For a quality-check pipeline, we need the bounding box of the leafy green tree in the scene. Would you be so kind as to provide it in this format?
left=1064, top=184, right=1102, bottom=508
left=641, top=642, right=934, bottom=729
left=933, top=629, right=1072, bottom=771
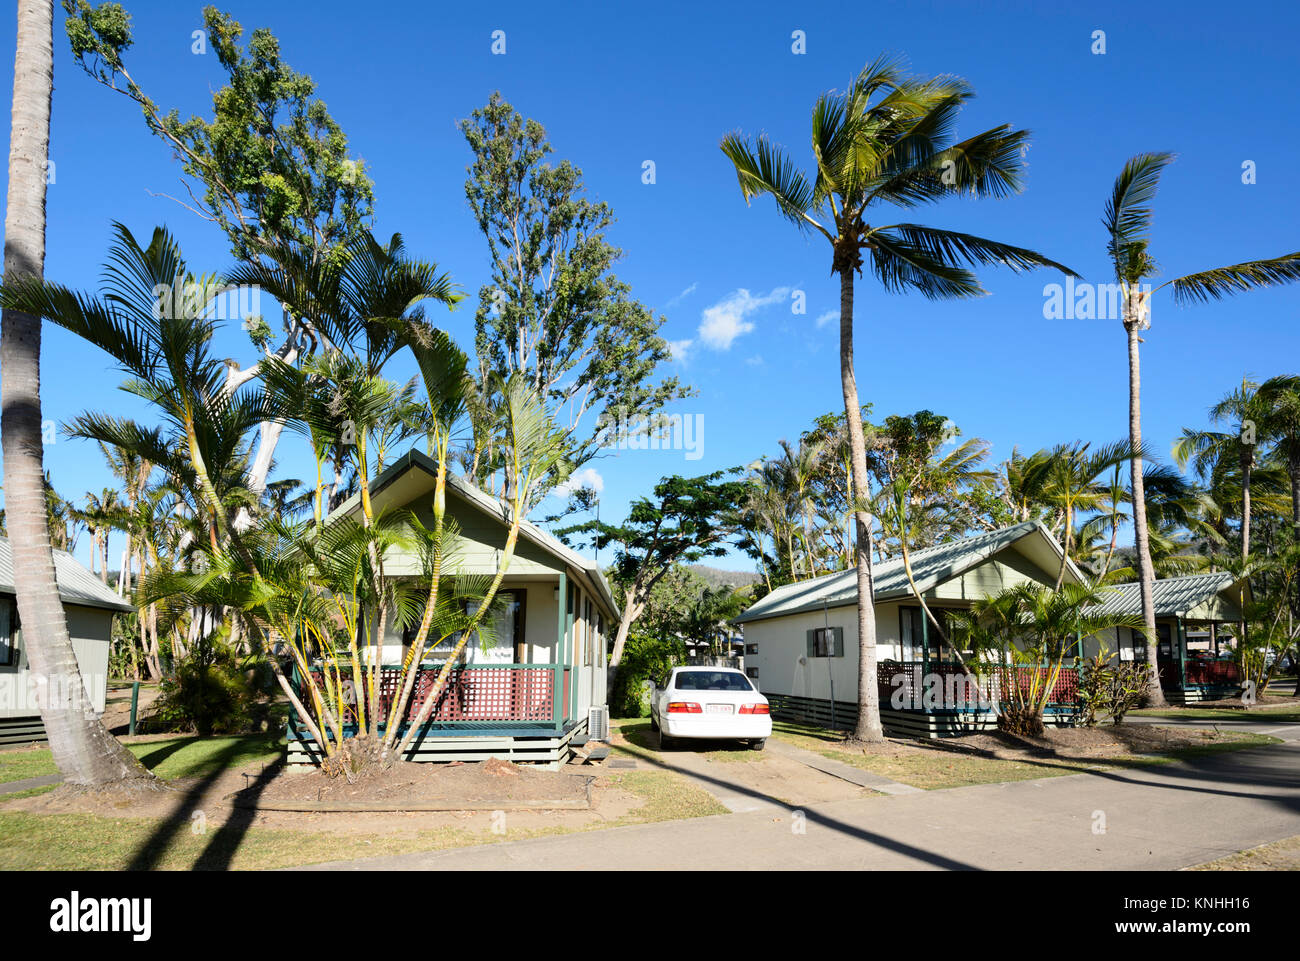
left=459, top=94, right=692, bottom=496
left=566, top=471, right=749, bottom=669
left=62, top=1, right=377, bottom=502
left=722, top=55, right=1074, bottom=743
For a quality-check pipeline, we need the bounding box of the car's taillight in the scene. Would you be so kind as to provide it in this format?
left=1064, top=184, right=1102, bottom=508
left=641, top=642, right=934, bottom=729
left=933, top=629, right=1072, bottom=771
left=739, top=703, right=770, bottom=714
left=667, top=701, right=702, bottom=714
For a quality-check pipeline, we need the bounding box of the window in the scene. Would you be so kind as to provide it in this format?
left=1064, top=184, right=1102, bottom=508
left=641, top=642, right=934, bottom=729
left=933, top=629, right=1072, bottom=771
left=806, top=627, right=843, bottom=658
left=746, top=666, right=759, bottom=679
left=583, top=599, right=593, bottom=666
left=674, top=670, right=754, bottom=692
left=899, top=606, right=961, bottom=663
left=450, top=590, right=527, bottom=664
left=746, top=643, right=758, bottom=655
left=0, top=599, right=17, bottom=667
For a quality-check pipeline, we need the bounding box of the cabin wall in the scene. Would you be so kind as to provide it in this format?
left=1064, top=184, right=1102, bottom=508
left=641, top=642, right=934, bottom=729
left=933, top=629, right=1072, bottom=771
left=0, top=600, right=113, bottom=724
left=745, top=554, right=1057, bottom=705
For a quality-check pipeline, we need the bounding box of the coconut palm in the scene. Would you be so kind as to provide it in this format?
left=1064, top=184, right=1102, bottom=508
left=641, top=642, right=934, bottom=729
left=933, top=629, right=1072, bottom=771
left=1102, top=153, right=1300, bottom=707
left=722, top=55, right=1075, bottom=742
left=0, top=0, right=150, bottom=786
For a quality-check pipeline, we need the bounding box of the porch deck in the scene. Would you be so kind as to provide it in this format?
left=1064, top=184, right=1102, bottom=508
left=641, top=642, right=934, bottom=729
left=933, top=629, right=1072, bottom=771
left=766, top=660, right=1082, bottom=739
left=285, top=662, right=586, bottom=767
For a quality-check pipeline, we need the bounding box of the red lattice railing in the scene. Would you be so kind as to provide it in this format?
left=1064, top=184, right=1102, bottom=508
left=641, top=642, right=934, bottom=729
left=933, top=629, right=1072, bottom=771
left=1183, top=659, right=1241, bottom=687
left=299, top=665, right=555, bottom=727
left=879, top=661, right=1079, bottom=710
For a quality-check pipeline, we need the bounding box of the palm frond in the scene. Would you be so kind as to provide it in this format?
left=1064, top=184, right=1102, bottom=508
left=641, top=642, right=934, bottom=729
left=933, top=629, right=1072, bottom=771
left=1170, top=253, right=1300, bottom=305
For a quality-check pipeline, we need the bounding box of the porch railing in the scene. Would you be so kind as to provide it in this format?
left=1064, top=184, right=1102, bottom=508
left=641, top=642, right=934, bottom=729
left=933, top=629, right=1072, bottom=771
left=291, top=663, right=563, bottom=732
left=1182, top=659, right=1241, bottom=688
left=878, top=660, right=1080, bottom=712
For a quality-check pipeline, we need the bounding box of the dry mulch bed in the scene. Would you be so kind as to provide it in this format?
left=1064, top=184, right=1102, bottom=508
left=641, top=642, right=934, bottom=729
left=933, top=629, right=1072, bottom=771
left=244, top=757, right=592, bottom=810
left=3, top=757, right=632, bottom=835
left=925, top=725, right=1251, bottom=761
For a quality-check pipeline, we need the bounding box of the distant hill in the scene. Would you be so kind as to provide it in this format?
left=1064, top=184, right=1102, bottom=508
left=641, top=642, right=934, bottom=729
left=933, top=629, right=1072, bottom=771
left=689, top=564, right=761, bottom=591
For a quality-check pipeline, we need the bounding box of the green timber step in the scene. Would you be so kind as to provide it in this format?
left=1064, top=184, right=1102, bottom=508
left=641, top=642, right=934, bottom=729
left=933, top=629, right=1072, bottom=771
left=0, top=716, right=49, bottom=746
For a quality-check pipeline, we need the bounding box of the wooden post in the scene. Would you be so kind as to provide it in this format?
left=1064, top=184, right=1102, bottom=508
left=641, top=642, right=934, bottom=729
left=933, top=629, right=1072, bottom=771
left=128, top=680, right=139, bottom=736
left=554, top=572, right=566, bottom=727
left=920, top=606, right=930, bottom=714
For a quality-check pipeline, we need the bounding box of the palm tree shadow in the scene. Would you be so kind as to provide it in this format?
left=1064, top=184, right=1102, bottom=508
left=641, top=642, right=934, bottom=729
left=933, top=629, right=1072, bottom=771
left=614, top=724, right=981, bottom=870
left=126, top=738, right=248, bottom=871
left=192, top=756, right=287, bottom=871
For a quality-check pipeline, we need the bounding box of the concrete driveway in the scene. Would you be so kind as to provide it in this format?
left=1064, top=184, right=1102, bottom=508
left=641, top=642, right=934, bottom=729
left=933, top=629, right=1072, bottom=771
left=302, top=719, right=1300, bottom=871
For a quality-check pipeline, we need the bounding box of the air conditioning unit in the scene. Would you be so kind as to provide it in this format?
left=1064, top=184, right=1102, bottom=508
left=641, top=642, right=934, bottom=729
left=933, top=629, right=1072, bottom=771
left=587, top=706, right=609, bottom=742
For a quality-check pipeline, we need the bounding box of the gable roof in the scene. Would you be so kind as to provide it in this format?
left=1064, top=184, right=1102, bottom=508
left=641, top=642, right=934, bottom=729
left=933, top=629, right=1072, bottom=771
left=0, top=537, right=135, bottom=613
left=1088, top=572, right=1247, bottom=621
left=733, top=521, right=1080, bottom=624
left=329, top=449, right=619, bottom=617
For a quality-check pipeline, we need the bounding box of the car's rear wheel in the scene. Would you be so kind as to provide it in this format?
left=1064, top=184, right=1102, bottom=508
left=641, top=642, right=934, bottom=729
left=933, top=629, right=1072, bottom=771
left=649, top=713, right=659, bottom=732
left=658, top=727, right=673, bottom=751
left=749, top=738, right=766, bottom=751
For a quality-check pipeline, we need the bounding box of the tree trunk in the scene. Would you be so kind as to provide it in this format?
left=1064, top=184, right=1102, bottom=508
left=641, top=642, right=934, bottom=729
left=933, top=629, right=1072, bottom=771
left=608, top=599, right=642, bottom=668
left=1241, top=457, right=1252, bottom=560
left=838, top=266, right=884, bottom=743
left=1125, top=322, right=1166, bottom=708
left=1, top=0, right=151, bottom=786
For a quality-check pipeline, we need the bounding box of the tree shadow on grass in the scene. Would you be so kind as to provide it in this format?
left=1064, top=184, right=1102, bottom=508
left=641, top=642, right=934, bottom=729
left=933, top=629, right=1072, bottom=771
left=133, top=736, right=199, bottom=773
left=126, top=738, right=250, bottom=871
left=192, top=756, right=286, bottom=871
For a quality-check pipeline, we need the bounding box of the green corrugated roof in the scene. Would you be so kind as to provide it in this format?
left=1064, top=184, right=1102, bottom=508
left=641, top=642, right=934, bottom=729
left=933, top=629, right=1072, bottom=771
left=0, top=537, right=134, bottom=613
left=1087, top=572, right=1243, bottom=620
left=734, top=521, right=1074, bottom=624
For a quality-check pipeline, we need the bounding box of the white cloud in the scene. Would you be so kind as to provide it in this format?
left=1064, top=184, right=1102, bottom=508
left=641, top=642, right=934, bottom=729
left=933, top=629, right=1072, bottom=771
left=667, top=282, right=698, bottom=308
left=667, top=338, right=693, bottom=363
left=744, top=355, right=765, bottom=367
left=697, top=286, right=789, bottom=351
left=555, top=466, right=604, bottom=498
left=814, top=309, right=838, bottom=329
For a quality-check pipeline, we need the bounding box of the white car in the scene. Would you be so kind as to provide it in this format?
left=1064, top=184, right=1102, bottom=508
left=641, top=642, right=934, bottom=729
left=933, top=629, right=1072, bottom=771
left=650, top=667, right=771, bottom=751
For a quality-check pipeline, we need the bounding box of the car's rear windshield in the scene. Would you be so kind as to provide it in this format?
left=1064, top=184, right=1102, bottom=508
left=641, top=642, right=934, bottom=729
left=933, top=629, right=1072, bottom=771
left=674, top=671, right=753, bottom=691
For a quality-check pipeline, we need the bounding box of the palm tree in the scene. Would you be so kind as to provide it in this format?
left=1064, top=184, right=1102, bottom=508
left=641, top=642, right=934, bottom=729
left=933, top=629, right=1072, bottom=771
left=1102, top=153, right=1300, bottom=708
left=1256, top=374, right=1300, bottom=531
left=1173, top=378, right=1272, bottom=560
left=4, top=224, right=279, bottom=549
left=954, top=581, right=1148, bottom=737
left=1037, top=440, right=1142, bottom=588
left=875, top=413, right=991, bottom=659
left=0, top=0, right=150, bottom=786
left=722, top=55, right=1074, bottom=742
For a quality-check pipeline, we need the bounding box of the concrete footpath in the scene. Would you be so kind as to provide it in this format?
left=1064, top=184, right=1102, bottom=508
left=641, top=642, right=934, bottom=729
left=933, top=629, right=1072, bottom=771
left=303, top=731, right=1300, bottom=872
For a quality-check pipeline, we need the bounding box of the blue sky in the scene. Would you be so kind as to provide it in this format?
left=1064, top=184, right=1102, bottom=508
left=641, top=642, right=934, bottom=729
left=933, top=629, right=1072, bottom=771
left=3, top=0, right=1298, bottom=571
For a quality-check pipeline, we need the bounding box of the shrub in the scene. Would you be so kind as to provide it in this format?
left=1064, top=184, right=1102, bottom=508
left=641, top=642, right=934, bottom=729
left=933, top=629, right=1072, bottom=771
left=1078, top=654, right=1152, bottom=727
left=609, top=632, right=684, bottom=717
left=142, top=648, right=282, bottom=736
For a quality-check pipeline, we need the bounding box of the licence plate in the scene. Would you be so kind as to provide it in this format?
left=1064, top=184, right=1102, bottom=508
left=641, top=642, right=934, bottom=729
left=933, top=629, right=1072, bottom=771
left=706, top=704, right=734, bottom=715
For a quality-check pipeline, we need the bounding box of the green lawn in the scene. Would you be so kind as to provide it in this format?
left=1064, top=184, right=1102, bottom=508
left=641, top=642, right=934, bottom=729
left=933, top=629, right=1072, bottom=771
left=0, top=735, right=282, bottom=785
left=768, top=719, right=1280, bottom=790
left=1130, top=702, right=1300, bottom=723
